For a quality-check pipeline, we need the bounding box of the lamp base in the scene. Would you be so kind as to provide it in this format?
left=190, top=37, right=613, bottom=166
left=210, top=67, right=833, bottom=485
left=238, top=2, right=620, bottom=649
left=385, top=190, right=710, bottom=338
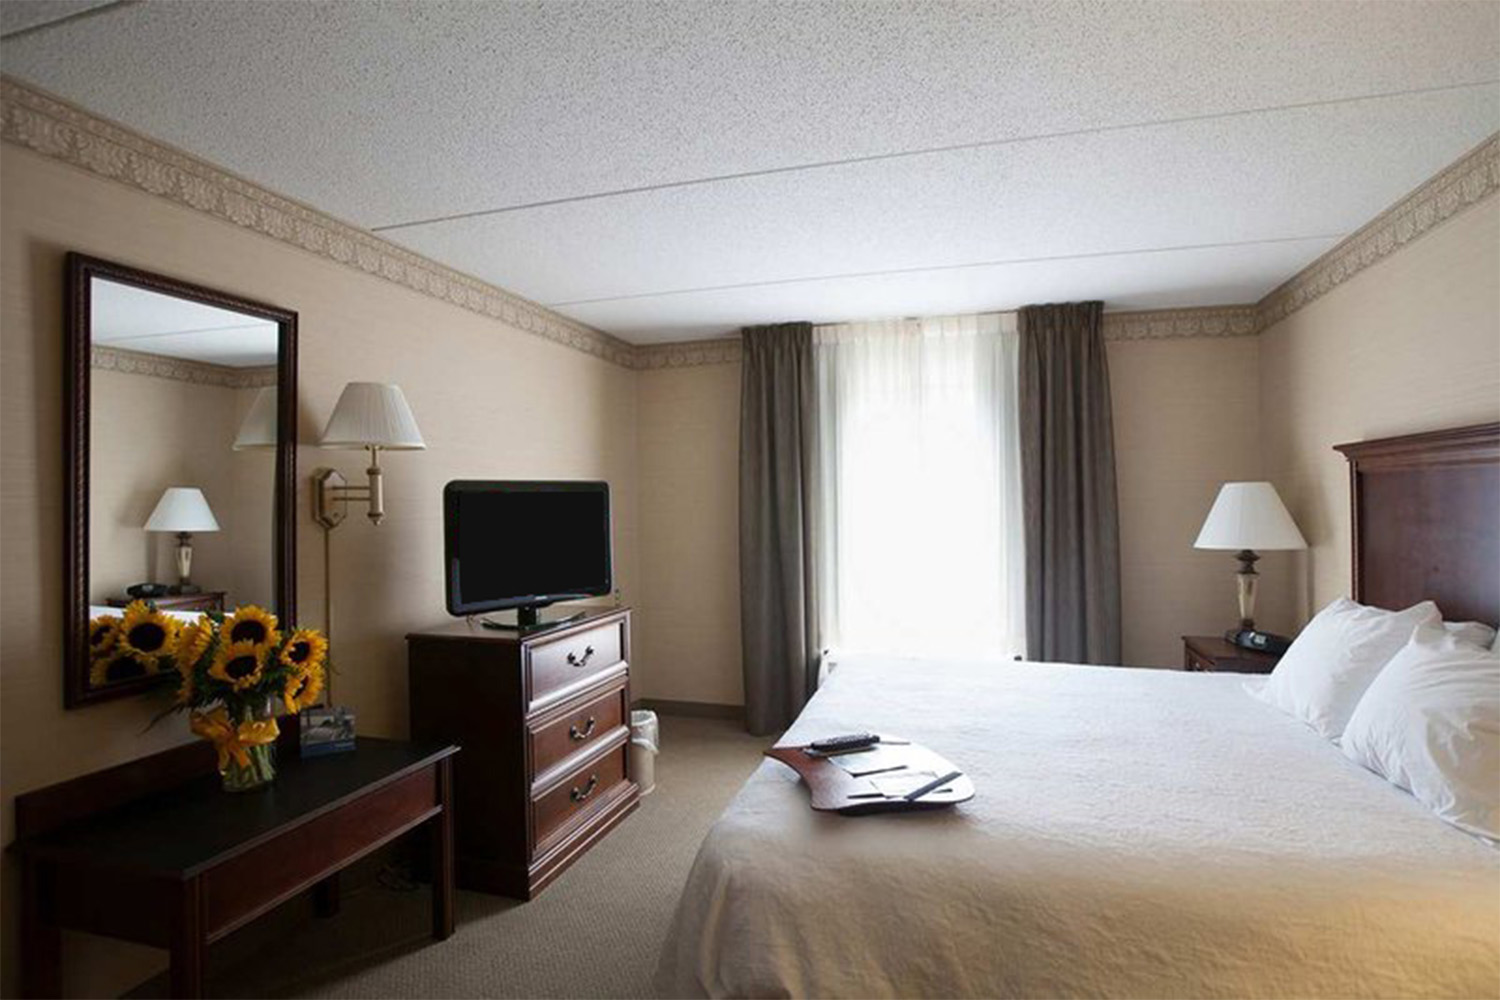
left=1235, top=549, right=1260, bottom=630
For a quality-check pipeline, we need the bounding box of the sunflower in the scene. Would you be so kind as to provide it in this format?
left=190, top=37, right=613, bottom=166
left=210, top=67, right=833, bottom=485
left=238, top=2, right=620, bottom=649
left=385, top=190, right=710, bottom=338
left=173, top=617, right=214, bottom=672
left=282, top=662, right=325, bottom=713
left=223, top=606, right=280, bottom=655
left=89, top=647, right=158, bottom=686
left=88, top=615, right=121, bottom=657
left=279, top=628, right=329, bottom=672
left=209, top=640, right=267, bottom=692
left=174, top=668, right=196, bottom=706
left=116, top=601, right=177, bottom=667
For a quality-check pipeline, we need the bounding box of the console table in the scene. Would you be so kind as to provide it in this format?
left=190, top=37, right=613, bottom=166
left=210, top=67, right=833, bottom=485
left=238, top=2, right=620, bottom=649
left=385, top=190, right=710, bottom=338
left=11, top=735, right=458, bottom=999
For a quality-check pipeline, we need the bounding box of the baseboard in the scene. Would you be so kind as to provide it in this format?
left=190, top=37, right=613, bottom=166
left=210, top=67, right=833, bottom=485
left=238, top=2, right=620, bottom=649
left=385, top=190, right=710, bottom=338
left=633, top=697, right=745, bottom=721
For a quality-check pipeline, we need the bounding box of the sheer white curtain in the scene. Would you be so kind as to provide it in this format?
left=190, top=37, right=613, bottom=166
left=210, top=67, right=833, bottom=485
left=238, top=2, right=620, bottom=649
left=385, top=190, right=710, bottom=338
left=814, top=313, right=1025, bottom=660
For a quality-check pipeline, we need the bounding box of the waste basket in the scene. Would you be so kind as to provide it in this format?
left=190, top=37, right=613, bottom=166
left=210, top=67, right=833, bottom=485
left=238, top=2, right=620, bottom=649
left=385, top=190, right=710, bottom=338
left=630, top=709, right=659, bottom=795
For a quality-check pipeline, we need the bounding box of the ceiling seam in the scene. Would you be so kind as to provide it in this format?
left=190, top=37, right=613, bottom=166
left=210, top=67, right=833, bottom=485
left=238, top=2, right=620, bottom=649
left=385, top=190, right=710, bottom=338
left=369, top=79, right=1499, bottom=233
left=635, top=131, right=1500, bottom=367
left=547, top=233, right=1346, bottom=308
left=0, top=0, right=139, bottom=42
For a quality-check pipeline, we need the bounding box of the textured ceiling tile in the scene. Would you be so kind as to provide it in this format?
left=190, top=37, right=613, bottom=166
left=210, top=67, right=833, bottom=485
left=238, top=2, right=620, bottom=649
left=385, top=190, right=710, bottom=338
left=560, top=237, right=1341, bottom=343
left=385, top=86, right=1498, bottom=307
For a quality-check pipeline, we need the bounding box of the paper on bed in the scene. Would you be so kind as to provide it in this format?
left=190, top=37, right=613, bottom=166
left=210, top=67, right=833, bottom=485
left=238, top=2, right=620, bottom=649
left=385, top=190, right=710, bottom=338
left=823, top=744, right=938, bottom=777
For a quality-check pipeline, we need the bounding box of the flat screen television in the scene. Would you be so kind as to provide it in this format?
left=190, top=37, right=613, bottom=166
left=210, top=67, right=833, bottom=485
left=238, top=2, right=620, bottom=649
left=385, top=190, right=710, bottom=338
left=444, top=480, right=612, bottom=625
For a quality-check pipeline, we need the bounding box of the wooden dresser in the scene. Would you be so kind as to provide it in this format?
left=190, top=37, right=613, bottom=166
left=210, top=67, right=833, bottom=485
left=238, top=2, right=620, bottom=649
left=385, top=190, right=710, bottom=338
left=407, top=608, right=639, bottom=899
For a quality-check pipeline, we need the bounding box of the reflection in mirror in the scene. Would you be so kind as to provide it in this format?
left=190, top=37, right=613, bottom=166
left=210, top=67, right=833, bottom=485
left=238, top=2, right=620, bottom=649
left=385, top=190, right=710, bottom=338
left=84, top=275, right=283, bottom=694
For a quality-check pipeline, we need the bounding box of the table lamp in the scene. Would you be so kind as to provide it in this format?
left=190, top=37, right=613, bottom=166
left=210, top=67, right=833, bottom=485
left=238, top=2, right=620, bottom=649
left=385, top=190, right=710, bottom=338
left=1193, top=482, right=1306, bottom=629
left=146, top=487, right=220, bottom=594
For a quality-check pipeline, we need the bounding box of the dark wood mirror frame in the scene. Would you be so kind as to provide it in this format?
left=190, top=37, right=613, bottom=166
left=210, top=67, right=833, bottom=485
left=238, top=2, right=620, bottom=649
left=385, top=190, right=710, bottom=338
left=64, top=252, right=298, bottom=708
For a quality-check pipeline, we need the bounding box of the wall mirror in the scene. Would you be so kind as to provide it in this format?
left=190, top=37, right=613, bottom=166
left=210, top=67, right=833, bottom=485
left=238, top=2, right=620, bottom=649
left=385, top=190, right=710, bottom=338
left=65, top=253, right=297, bottom=708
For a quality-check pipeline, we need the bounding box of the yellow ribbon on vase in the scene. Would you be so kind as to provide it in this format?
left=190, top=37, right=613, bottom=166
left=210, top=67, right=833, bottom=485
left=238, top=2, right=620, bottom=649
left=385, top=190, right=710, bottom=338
left=190, top=707, right=280, bottom=771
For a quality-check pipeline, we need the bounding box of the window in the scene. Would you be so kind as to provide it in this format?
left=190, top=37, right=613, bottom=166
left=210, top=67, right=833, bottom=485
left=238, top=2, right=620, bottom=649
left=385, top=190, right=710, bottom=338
left=814, top=313, right=1025, bottom=659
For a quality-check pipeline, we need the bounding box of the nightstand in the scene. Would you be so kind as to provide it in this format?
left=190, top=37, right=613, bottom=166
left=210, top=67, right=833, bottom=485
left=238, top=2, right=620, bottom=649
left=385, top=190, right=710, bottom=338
left=1182, top=634, right=1281, bottom=674
left=107, top=591, right=226, bottom=613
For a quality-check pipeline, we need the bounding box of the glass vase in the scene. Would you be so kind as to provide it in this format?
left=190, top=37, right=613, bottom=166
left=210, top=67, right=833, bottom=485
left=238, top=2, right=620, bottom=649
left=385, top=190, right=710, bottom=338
left=220, top=701, right=278, bottom=792
left=221, top=740, right=276, bottom=792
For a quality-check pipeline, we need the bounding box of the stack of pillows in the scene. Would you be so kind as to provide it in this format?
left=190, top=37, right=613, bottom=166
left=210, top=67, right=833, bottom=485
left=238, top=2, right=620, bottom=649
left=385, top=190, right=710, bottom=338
left=1252, top=596, right=1499, bottom=840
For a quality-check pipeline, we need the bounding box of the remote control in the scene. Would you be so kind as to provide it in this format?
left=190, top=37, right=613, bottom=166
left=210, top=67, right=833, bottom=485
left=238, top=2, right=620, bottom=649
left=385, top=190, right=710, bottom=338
left=808, top=732, right=880, bottom=754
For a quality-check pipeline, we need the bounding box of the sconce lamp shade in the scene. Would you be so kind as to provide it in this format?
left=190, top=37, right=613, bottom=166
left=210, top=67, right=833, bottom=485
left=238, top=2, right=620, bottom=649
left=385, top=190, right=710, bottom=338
left=233, top=387, right=279, bottom=450
left=319, top=382, right=425, bottom=450
left=1194, top=482, right=1306, bottom=551
left=145, top=487, right=220, bottom=532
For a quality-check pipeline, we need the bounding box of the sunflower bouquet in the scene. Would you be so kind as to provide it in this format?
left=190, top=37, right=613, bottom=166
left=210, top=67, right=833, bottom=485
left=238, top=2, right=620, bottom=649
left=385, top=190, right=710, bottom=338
left=110, top=601, right=331, bottom=791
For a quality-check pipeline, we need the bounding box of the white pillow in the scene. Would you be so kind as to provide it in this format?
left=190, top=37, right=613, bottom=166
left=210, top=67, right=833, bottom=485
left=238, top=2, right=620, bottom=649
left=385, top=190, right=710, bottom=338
left=1342, top=622, right=1500, bottom=839
left=1254, top=597, right=1440, bottom=740
left=1444, top=619, right=1497, bottom=650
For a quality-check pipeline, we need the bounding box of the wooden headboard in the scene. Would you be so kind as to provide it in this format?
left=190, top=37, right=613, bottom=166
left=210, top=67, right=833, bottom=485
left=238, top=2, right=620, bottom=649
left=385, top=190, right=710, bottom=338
left=1334, top=422, right=1500, bottom=628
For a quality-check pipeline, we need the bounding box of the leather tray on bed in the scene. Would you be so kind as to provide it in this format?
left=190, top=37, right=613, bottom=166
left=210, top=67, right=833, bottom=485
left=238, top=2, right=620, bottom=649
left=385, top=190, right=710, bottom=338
left=766, top=738, right=975, bottom=815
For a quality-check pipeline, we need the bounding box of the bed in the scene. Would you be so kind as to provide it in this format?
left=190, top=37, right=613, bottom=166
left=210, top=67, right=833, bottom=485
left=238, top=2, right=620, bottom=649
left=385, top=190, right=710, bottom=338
left=89, top=603, right=202, bottom=625
left=655, top=423, right=1500, bottom=999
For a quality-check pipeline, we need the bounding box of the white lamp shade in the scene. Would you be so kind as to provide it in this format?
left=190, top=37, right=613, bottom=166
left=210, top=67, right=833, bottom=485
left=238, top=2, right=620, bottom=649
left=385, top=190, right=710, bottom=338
left=233, top=387, right=278, bottom=450
left=1194, top=482, right=1306, bottom=551
left=319, top=382, right=425, bottom=450
left=145, top=487, right=220, bottom=532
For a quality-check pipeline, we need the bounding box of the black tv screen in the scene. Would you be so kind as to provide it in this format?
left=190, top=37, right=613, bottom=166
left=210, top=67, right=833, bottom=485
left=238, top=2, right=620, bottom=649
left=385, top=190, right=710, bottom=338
left=444, top=480, right=611, bottom=616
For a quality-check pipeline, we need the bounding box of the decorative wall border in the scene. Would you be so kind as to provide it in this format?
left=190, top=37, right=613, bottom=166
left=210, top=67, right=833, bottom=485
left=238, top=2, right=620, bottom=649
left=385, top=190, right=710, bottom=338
left=1101, top=306, right=1258, bottom=342
left=92, top=344, right=278, bottom=388
left=3, top=74, right=1495, bottom=371
left=0, top=75, right=636, bottom=369
left=1257, top=133, right=1499, bottom=329
left=635, top=337, right=744, bottom=369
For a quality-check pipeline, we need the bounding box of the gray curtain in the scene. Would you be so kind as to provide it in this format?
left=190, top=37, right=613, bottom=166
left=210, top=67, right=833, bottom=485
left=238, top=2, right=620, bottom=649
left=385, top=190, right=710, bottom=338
left=739, top=322, right=820, bottom=735
left=1018, top=302, right=1122, bottom=664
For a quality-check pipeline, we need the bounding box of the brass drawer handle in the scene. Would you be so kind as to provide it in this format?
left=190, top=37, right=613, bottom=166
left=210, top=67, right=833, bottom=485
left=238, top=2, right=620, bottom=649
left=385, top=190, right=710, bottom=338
left=566, top=645, right=596, bottom=668
left=570, top=774, right=599, bottom=803
left=569, top=716, right=597, bottom=741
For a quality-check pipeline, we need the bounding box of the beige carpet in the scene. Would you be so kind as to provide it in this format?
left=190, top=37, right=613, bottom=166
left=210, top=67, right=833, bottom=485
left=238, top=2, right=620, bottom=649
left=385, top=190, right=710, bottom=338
left=177, top=716, right=769, bottom=999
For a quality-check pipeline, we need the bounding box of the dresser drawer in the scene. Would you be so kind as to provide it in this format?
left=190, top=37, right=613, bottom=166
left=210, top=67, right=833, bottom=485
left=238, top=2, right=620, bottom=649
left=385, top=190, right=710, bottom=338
left=527, top=618, right=626, bottom=711
left=532, top=741, right=628, bottom=852
left=529, top=682, right=628, bottom=785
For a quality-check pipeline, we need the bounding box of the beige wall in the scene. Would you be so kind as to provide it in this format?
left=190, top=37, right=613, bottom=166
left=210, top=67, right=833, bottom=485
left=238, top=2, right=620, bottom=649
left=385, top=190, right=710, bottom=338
left=1109, top=336, right=1269, bottom=664
left=635, top=363, right=743, bottom=705
left=0, top=143, right=637, bottom=997
left=1259, top=198, right=1500, bottom=629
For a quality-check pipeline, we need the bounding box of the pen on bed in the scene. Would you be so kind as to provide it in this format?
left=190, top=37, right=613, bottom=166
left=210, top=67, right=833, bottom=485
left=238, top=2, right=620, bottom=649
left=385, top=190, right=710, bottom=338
left=904, top=770, right=963, bottom=801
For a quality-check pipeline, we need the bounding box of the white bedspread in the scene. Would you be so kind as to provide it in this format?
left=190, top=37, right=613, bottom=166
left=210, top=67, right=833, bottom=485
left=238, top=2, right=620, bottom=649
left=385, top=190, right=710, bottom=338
left=90, top=603, right=201, bottom=624
left=655, top=656, right=1500, bottom=998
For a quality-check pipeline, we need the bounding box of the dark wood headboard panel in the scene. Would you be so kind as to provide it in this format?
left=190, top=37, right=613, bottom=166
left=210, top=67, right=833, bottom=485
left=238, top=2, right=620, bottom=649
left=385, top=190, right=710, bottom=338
left=1334, top=422, right=1499, bottom=627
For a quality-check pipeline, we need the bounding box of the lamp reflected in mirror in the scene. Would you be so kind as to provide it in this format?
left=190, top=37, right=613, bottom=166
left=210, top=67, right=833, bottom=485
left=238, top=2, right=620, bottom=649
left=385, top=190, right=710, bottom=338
left=233, top=387, right=278, bottom=450
left=145, top=487, right=220, bottom=595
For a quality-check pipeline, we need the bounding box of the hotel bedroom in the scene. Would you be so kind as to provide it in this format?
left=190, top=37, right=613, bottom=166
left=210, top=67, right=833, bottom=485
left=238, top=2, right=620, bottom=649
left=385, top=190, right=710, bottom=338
left=0, top=2, right=1496, bottom=999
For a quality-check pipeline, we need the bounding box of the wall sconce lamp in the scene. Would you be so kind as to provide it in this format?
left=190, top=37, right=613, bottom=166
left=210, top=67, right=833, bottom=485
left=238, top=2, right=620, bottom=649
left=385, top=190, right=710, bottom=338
left=313, top=382, right=425, bottom=528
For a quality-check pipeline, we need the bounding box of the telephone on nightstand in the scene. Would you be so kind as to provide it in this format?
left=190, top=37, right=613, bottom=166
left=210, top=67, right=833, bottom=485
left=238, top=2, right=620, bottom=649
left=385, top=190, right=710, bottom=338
left=1225, top=628, right=1292, bottom=655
